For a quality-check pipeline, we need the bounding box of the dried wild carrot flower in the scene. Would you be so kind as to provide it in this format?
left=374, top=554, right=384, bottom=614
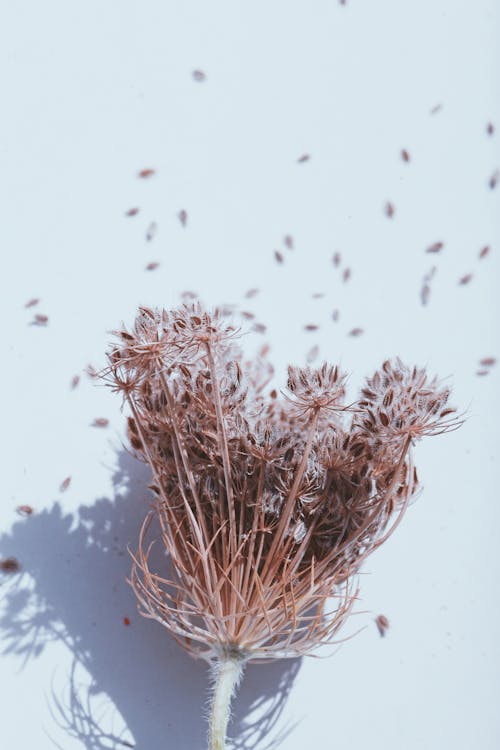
left=103, top=304, right=461, bottom=750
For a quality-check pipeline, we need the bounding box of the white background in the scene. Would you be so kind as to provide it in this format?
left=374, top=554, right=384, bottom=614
left=1, top=1, right=499, bottom=748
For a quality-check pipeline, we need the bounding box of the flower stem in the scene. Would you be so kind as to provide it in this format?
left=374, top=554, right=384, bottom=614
left=209, top=655, right=245, bottom=750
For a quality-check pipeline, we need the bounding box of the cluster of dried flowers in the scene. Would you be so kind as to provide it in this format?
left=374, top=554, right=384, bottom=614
left=103, top=303, right=461, bottom=750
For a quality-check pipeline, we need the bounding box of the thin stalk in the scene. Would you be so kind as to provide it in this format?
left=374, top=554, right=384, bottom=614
left=209, top=655, right=245, bottom=750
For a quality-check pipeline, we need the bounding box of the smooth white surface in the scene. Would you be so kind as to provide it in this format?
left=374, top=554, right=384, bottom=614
left=1, top=1, right=499, bottom=748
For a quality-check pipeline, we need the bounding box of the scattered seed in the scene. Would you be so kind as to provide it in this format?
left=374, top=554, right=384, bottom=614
left=123, top=616, right=131, bottom=626
left=178, top=209, right=188, bottom=227
left=137, top=169, right=155, bottom=179
left=332, top=309, right=339, bottom=322
left=306, top=345, right=319, bottom=363
left=24, top=298, right=40, bottom=308
left=426, top=241, right=444, bottom=254
left=245, top=288, right=259, bottom=299
left=240, top=311, right=255, bottom=320
left=479, top=357, right=496, bottom=367
left=476, top=369, right=489, bottom=376
left=297, top=154, right=310, bottom=163
left=430, top=103, right=442, bottom=115
left=384, top=201, right=395, bottom=218
left=71, top=375, right=80, bottom=389
left=181, top=290, right=198, bottom=300
left=60, top=476, right=72, bottom=492
left=92, top=418, right=109, bottom=428
left=489, top=169, right=499, bottom=190
left=16, top=505, right=34, bottom=517
left=458, top=273, right=473, bottom=285
left=349, top=327, right=364, bottom=337
left=192, top=70, right=206, bottom=82
left=85, top=364, right=98, bottom=379
left=274, top=250, right=284, bottom=264
left=125, top=208, right=140, bottom=217
left=401, top=149, right=410, bottom=162
left=253, top=323, right=267, bottom=334
left=145, top=262, right=160, bottom=271
left=312, top=293, right=325, bottom=299
left=1, top=557, right=21, bottom=573
left=146, top=222, right=157, bottom=242
left=304, top=324, right=319, bottom=332
left=342, top=268, right=351, bottom=283
left=375, top=614, right=390, bottom=636
left=32, top=314, right=48, bottom=326
left=420, top=284, right=431, bottom=306
left=284, top=235, right=294, bottom=250
left=486, top=122, right=495, bottom=136
left=479, top=245, right=490, bottom=259
left=332, top=252, right=341, bottom=267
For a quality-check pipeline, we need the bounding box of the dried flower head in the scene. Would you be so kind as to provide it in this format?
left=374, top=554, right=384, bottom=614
left=103, top=304, right=461, bottom=749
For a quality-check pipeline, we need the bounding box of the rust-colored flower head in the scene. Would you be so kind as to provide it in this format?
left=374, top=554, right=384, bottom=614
left=103, top=303, right=462, bottom=750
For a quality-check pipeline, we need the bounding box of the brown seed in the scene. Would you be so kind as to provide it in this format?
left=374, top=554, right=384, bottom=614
left=297, top=154, right=310, bottom=163
left=342, top=268, right=351, bottom=283
left=92, top=418, right=109, bottom=428
left=304, top=324, right=319, bottom=332
left=60, top=476, right=71, bottom=492
left=137, top=168, right=155, bottom=179
left=24, top=298, right=40, bottom=308
left=16, top=505, right=34, bottom=517
left=479, top=245, right=490, bottom=259
left=332, top=252, right=341, bottom=267
left=125, top=207, right=140, bottom=217
left=145, top=262, right=160, bottom=271
left=244, top=288, right=259, bottom=299
left=1, top=557, right=21, bottom=573
left=192, top=70, right=206, bottom=82
left=384, top=201, right=395, bottom=218
left=349, top=327, right=364, bottom=337
left=375, top=614, right=390, bottom=636
left=123, top=616, right=131, bottom=626
left=458, top=273, right=473, bottom=285
left=71, top=375, right=80, bottom=389
left=476, top=369, right=489, bottom=376
left=489, top=169, right=499, bottom=190
left=401, top=149, right=410, bottom=162
left=274, top=250, right=284, bottom=264
left=479, top=357, right=496, bottom=367
left=253, top=323, right=267, bottom=334
left=240, top=311, right=255, bottom=320
left=32, top=314, right=48, bottom=326
left=486, top=122, right=495, bottom=136
left=306, top=345, right=319, bottom=363
left=426, top=241, right=444, bottom=254
left=284, top=235, right=294, bottom=250
left=178, top=209, right=188, bottom=227
left=430, top=103, right=442, bottom=115
left=146, top=222, right=157, bottom=242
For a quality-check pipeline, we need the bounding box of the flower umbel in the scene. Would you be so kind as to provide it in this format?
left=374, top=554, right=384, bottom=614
left=104, top=303, right=461, bottom=749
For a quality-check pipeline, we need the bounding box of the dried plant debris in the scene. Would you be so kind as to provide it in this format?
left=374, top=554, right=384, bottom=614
left=384, top=201, right=395, bottom=218
left=31, top=314, right=48, bottom=326
left=306, top=345, right=320, bottom=363
left=430, top=103, right=442, bottom=115
left=59, top=476, right=72, bottom=493
left=274, top=250, right=284, bottom=264
left=145, top=262, right=160, bottom=271
left=16, top=505, right=34, bottom=517
left=181, top=290, right=198, bottom=301
left=401, top=149, right=410, bottom=162
left=103, top=303, right=461, bottom=749
left=426, top=241, right=444, bottom=254
left=332, top=309, right=340, bottom=322
left=342, top=268, right=351, bottom=283
left=24, top=298, right=40, bottom=308
left=252, top=322, right=266, bottom=333
left=458, top=273, right=473, bottom=286
left=92, top=418, right=110, bottom=428
left=348, top=327, right=364, bottom=337
left=244, top=288, right=259, bottom=299
left=297, top=153, right=311, bottom=163
left=1, top=557, right=21, bottom=573
left=304, top=324, right=319, bottom=332
left=137, top=168, right=156, bottom=179
left=375, top=614, right=390, bottom=637
left=192, top=70, right=206, bottom=82
left=479, top=357, right=496, bottom=368
left=332, top=252, right=341, bottom=267
left=486, top=122, right=495, bottom=136
left=86, top=364, right=99, bottom=379
left=178, top=209, right=188, bottom=227
left=284, top=235, right=294, bottom=250
left=420, top=266, right=437, bottom=307
left=125, top=207, right=140, bottom=217
left=70, top=375, right=80, bottom=389
left=146, top=222, right=157, bottom=242
left=478, top=245, right=490, bottom=260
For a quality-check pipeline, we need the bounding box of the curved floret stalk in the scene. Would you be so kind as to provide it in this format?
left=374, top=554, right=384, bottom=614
left=102, top=303, right=462, bottom=750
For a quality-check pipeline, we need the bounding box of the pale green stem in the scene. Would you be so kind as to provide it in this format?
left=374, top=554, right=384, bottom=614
left=209, top=656, right=245, bottom=750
